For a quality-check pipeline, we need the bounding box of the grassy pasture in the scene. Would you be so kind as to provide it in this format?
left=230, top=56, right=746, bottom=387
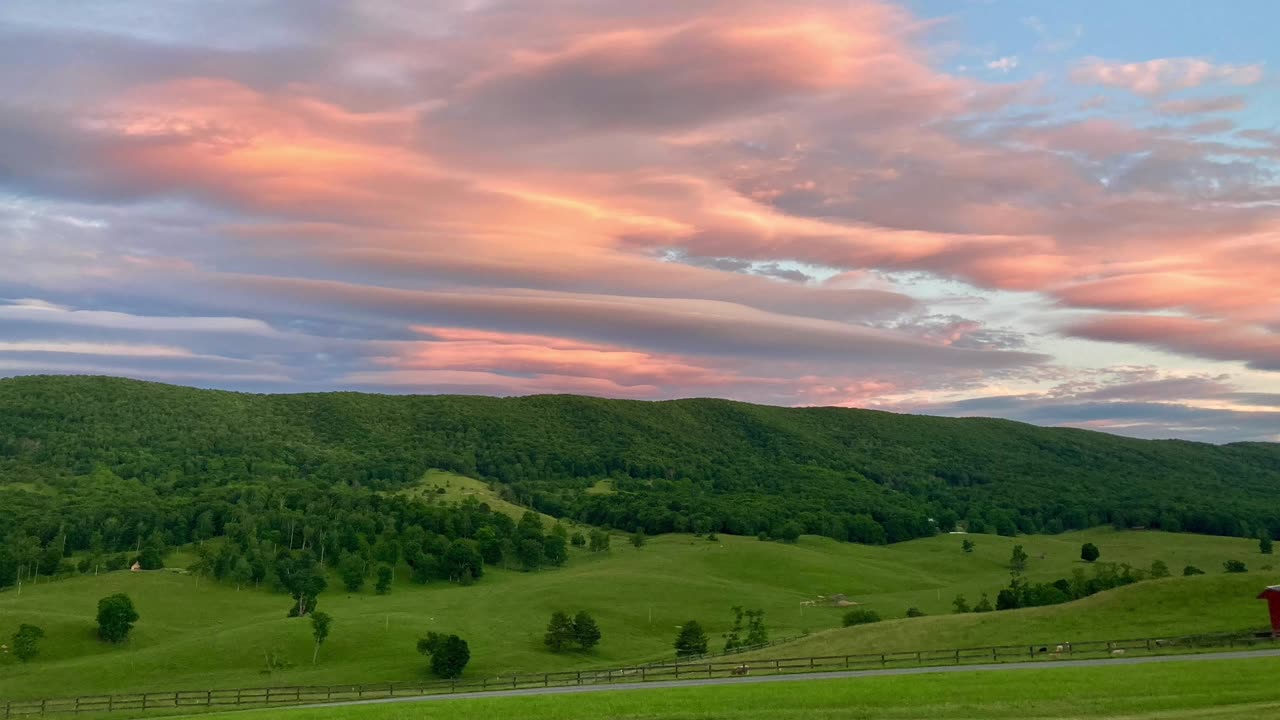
left=169, top=655, right=1280, bottom=720
left=0, top=527, right=1271, bottom=701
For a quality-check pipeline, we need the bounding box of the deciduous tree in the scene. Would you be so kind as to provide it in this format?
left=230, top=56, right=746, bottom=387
left=97, top=594, right=139, bottom=643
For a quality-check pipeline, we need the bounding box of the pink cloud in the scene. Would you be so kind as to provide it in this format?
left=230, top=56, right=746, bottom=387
left=1071, top=57, right=1264, bottom=95
left=1155, top=95, right=1248, bottom=116
left=1065, top=315, right=1280, bottom=371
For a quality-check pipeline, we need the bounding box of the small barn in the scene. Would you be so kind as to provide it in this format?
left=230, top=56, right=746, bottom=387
left=1258, top=585, right=1280, bottom=636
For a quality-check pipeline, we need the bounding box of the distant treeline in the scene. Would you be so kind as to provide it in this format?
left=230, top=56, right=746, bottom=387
left=1, top=376, right=1278, bottom=587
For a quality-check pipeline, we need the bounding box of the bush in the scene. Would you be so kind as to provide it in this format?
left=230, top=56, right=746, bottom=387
left=1183, top=565, right=1205, bottom=576
left=12, top=624, right=44, bottom=662
left=1080, top=543, right=1100, bottom=563
left=1261, top=535, right=1273, bottom=555
left=1149, top=560, right=1170, bottom=578
left=841, top=609, right=882, bottom=627
left=973, top=594, right=994, bottom=613
left=905, top=607, right=925, bottom=618
left=1223, top=560, right=1248, bottom=573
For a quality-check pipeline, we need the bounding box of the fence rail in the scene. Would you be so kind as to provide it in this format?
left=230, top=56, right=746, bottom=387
left=3, top=630, right=1275, bottom=718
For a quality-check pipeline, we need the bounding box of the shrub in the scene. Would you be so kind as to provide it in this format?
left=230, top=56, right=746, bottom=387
left=841, top=609, right=882, bottom=627
left=973, top=594, right=994, bottom=613
left=1149, top=560, right=1170, bottom=579
left=12, top=624, right=44, bottom=662
left=1080, top=543, right=1100, bottom=563
left=905, top=607, right=925, bottom=618
left=1223, top=560, right=1248, bottom=573
left=1183, top=565, right=1205, bottom=576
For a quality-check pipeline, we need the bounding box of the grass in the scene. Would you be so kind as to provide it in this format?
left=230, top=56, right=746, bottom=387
left=0, top=526, right=1272, bottom=702
left=172, top=655, right=1280, bottom=720
left=394, top=470, right=561, bottom=525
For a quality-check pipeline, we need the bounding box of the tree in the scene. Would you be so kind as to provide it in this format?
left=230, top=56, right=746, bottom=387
left=973, top=593, right=994, bottom=613
left=442, top=539, right=484, bottom=582
left=230, top=557, right=253, bottom=591
left=544, top=611, right=575, bottom=652
left=952, top=595, right=969, bottom=613
left=310, top=611, right=332, bottom=664
left=961, top=538, right=975, bottom=554
left=1183, top=565, right=1205, bottom=576
left=588, top=530, right=611, bottom=553
left=674, top=621, right=708, bottom=657
left=573, top=611, right=602, bottom=650
left=1009, top=545, right=1028, bottom=573
left=375, top=564, right=393, bottom=595
left=12, top=624, right=44, bottom=662
left=516, top=538, right=545, bottom=571
left=543, top=535, right=569, bottom=567
left=570, top=531, right=586, bottom=548
left=418, top=632, right=470, bottom=678
left=97, top=593, right=140, bottom=643
left=339, top=553, right=366, bottom=592
left=744, top=609, right=767, bottom=646
left=1223, top=560, right=1248, bottom=573
left=630, top=530, right=646, bottom=549
left=1261, top=534, right=1274, bottom=555
left=1080, top=543, right=1101, bottom=563
left=905, top=607, right=925, bottom=618
left=1149, top=560, right=1170, bottom=579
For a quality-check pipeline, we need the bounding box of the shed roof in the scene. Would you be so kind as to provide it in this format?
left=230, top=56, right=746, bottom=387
left=1257, top=585, right=1280, bottom=599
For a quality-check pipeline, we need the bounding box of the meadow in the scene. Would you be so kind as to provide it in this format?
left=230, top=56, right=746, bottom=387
left=1, top=527, right=1272, bottom=701
left=168, top=654, right=1280, bottom=720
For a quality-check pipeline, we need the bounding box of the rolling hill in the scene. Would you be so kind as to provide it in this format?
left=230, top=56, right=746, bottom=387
left=1, top=375, right=1278, bottom=560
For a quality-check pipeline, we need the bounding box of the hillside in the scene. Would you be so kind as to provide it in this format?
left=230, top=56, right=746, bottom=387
left=1, top=376, right=1279, bottom=561
left=0, top=529, right=1269, bottom=700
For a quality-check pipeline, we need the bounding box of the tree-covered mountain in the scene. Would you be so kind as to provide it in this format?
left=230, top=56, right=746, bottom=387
left=2, top=375, right=1278, bottom=570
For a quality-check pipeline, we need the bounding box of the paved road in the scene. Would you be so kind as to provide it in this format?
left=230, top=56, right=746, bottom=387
left=300, top=648, right=1280, bottom=710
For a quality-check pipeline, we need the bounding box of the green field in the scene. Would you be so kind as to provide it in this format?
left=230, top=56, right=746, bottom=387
left=1, top=527, right=1272, bottom=701
left=174, top=655, right=1280, bottom=720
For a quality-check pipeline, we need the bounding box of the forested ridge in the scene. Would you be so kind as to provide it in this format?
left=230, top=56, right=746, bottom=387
left=2, top=375, right=1278, bottom=591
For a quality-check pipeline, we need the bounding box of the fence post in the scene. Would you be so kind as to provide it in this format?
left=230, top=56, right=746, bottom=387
left=992, top=647, right=997, bottom=661
left=1146, top=639, right=1152, bottom=651
left=577, top=671, right=582, bottom=685
left=544, top=674, right=549, bottom=688
left=3, top=700, right=9, bottom=720
left=140, top=695, right=146, bottom=712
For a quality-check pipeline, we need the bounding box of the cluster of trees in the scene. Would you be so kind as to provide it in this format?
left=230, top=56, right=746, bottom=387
left=543, top=611, right=602, bottom=652
left=3, top=377, right=1279, bottom=567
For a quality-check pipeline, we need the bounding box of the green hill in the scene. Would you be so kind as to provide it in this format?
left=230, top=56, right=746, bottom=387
left=0, top=528, right=1271, bottom=700
left=2, top=375, right=1278, bottom=567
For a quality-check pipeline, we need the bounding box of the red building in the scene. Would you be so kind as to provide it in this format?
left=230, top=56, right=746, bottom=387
left=1259, top=586, right=1280, bottom=636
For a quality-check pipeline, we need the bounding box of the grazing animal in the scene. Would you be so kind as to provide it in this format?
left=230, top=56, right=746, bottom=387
left=731, top=665, right=750, bottom=676
left=1055, top=645, right=1064, bottom=653
left=1037, top=646, right=1048, bottom=653
left=1111, top=649, right=1125, bottom=656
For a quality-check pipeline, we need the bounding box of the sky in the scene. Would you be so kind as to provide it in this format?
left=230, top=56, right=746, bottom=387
left=1, top=1, right=1278, bottom=443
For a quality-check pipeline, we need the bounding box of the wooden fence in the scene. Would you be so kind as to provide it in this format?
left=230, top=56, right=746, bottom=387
left=3, top=630, right=1275, bottom=718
